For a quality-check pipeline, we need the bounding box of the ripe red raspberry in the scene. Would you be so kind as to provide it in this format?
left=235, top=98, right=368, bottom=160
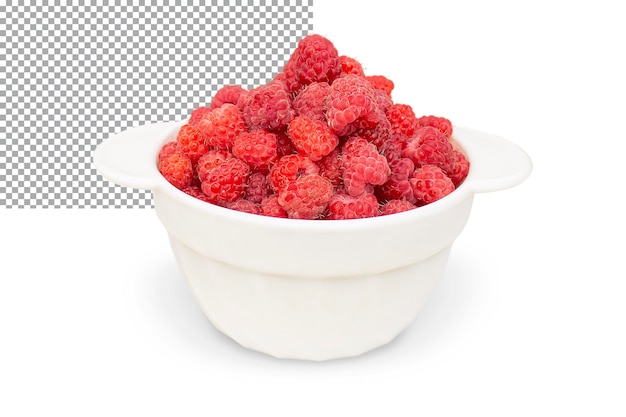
left=402, top=126, right=456, bottom=173
left=339, top=55, right=365, bottom=76
left=409, top=165, right=455, bottom=205
left=366, top=75, right=394, bottom=97
left=342, top=137, right=391, bottom=197
left=196, top=149, right=230, bottom=182
left=232, top=130, right=278, bottom=173
left=288, top=34, right=341, bottom=91
left=159, top=152, right=193, bottom=190
left=417, top=115, right=453, bottom=137
left=268, top=153, right=319, bottom=192
left=317, top=149, right=342, bottom=188
left=378, top=135, right=406, bottom=163
left=277, top=174, right=334, bottom=219
left=210, top=85, right=248, bottom=110
left=287, top=116, right=339, bottom=162
left=326, top=74, right=381, bottom=136
left=175, top=123, right=209, bottom=164
left=371, top=89, right=393, bottom=114
left=380, top=199, right=417, bottom=215
left=188, top=106, right=212, bottom=126
left=386, top=103, right=419, bottom=139
left=245, top=171, right=270, bottom=204
left=292, top=81, right=331, bottom=122
left=327, top=192, right=380, bottom=220
left=273, top=129, right=297, bottom=158
left=158, top=141, right=178, bottom=166
left=182, top=185, right=211, bottom=203
left=195, top=103, right=246, bottom=150
left=352, top=113, right=392, bottom=148
left=260, top=194, right=288, bottom=218
left=227, top=199, right=261, bottom=215
left=375, top=157, right=416, bottom=204
left=447, top=149, right=470, bottom=186
left=200, top=157, right=251, bottom=205
left=239, top=82, right=295, bottom=131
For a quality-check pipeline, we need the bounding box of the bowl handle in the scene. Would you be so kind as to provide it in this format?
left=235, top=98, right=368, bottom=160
left=460, top=128, right=533, bottom=193
left=92, top=121, right=181, bottom=190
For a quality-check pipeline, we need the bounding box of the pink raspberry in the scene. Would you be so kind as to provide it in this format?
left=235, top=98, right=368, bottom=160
left=327, top=192, right=380, bottom=220
left=273, top=129, right=297, bottom=158
left=375, top=157, right=416, bottom=204
left=409, top=165, right=455, bottom=205
left=159, top=152, right=193, bottom=190
left=386, top=103, right=419, bottom=139
left=182, top=185, right=211, bottom=203
left=200, top=157, right=251, bottom=205
left=288, top=34, right=341, bottom=91
left=380, top=199, right=417, bottom=215
left=227, top=199, right=261, bottom=215
left=292, top=81, right=331, bottom=121
left=402, top=126, right=456, bottom=173
left=232, top=130, right=278, bottom=173
left=287, top=116, right=339, bottom=162
left=210, top=85, right=248, bottom=110
left=245, top=171, right=271, bottom=204
left=195, top=103, right=246, bottom=150
left=239, top=82, right=295, bottom=131
left=366, top=75, right=394, bottom=97
left=317, top=149, right=342, bottom=188
left=326, top=74, right=381, bottom=136
left=175, top=123, right=209, bottom=164
left=341, top=136, right=391, bottom=197
left=196, top=149, right=231, bottom=182
left=417, top=115, right=453, bottom=137
left=352, top=114, right=392, bottom=148
left=447, top=149, right=470, bottom=186
left=371, top=89, right=393, bottom=114
left=378, top=135, right=406, bottom=163
left=268, top=153, right=319, bottom=192
left=188, top=106, right=212, bottom=126
left=260, top=194, right=288, bottom=218
left=158, top=141, right=178, bottom=166
left=277, top=174, right=334, bottom=219
left=339, top=55, right=365, bottom=76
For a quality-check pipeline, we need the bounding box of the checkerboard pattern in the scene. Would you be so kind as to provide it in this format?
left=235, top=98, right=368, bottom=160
left=0, top=1, right=313, bottom=208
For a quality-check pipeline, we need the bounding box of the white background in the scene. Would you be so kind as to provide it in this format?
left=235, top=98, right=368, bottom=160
left=2, top=0, right=625, bottom=415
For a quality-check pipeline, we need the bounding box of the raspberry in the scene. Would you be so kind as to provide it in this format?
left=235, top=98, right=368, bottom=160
left=317, top=148, right=342, bottom=188
left=274, top=129, right=297, bottom=158
left=371, top=89, right=393, bottom=114
left=210, top=85, right=248, bottom=110
left=409, top=165, right=455, bottom=205
left=227, top=199, right=261, bottom=215
left=188, top=106, right=212, bottom=127
left=402, top=126, right=456, bottom=173
left=159, top=152, right=193, bottom=190
left=341, top=137, right=391, bottom=197
left=268, top=153, right=319, bottom=192
left=375, top=157, right=416, bottom=204
left=366, top=75, right=394, bottom=97
left=175, top=123, right=209, bottom=164
left=326, top=74, right=382, bottom=137
left=277, top=174, right=334, bottom=219
left=182, top=185, right=211, bottom=203
left=352, top=113, right=392, bottom=148
left=287, top=116, right=339, bottom=162
left=378, top=135, right=406, bottom=163
left=386, top=103, right=419, bottom=139
left=196, top=149, right=231, bottom=182
left=292, top=81, right=331, bottom=122
left=260, top=194, right=288, bottom=218
left=158, top=141, right=178, bottom=166
left=245, top=171, right=271, bottom=204
left=239, top=82, right=295, bottom=131
left=232, top=130, right=278, bottom=173
left=447, top=149, right=470, bottom=186
left=195, top=103, right=246, bottom=150
left=339, top=55, right=365, bottom=76
left=288, top=34, right=341, bottom=91
left=417, top=115, right=453, bottom=137
left=380, top=199, right=417, bottom=215
left=200, top=157, right=251, bottom=205
left=327, top=192, right=380, bottom=220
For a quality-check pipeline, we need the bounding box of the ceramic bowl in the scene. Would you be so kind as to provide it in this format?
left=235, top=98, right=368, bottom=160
left=93, top=120, right=531, bottom=361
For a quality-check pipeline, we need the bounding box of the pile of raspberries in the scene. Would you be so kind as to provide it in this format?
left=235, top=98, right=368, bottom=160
left=158, top=34, right=469, bottom=220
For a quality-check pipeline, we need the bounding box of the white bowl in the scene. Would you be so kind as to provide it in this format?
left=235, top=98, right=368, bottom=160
left=93, top=120, right=532, bottom=361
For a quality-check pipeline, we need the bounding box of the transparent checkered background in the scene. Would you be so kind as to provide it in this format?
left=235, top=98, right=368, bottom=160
left=0, top=0, right=313, bottom=208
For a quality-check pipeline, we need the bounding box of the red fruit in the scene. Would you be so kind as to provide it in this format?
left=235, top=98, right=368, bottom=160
left=227, top=199, right=261, bottom=215
left=341, top=137, right=391, bottom=197
left=158, top=141, right=178, bottom=166
left=287, top=116, right=339, bottom=162
left=188, top=106, right=212, bottom=126
left=273, top=129, right=297, bottom=158
left=210, top=85, right=248, bottom=110
left=352, top=113, right=392, bottom=148
left=245, top=172, right=271, bottom=204
left=268, top=153, right=319, bottom=192
left=327, top=192, right=380, bottom=220
left=317, top=149, right=343, bottom=187
left=371, top=89, right=393, bottom=114
left=159, top=152, right=193, bottom=190
left=182, top=185, right=211, bottom=203
left=409, top=165, right=455, bottom=205
left=326, top=74, right=381, bottom=136
left=196, top=149, right=230, bottom=182
left=195, top=103, right=246, bottom=150
left=175, top=123, right=209, bottom=164
left=366, top=75, right=394, bottom=97
left=239, top=82, right=295, bottom=131
left=200, top=158, right=250, bottom=205
left=402, top=126, right=456, bottom=173
left=447, top=149, right=470, bottom=186
left=375, top=157, right=416, bottom=204
left=380, top=199, right=417, bottom=215
left=288, top=34, right=341, bottom=91
left=386, top=103, right=419, bottom=139
left=277, top=174, right=334, bottom=219
left=378, top=135, right=406, bottom=163
left=232, top=130, right=278, bottom=173
left=339, top=55, right=365, bottom=76
left=292, top=81, right=331, bottom=121
left=416, top=115, right=453, bottom=137
left=260, top=194, right=288, bottom=218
